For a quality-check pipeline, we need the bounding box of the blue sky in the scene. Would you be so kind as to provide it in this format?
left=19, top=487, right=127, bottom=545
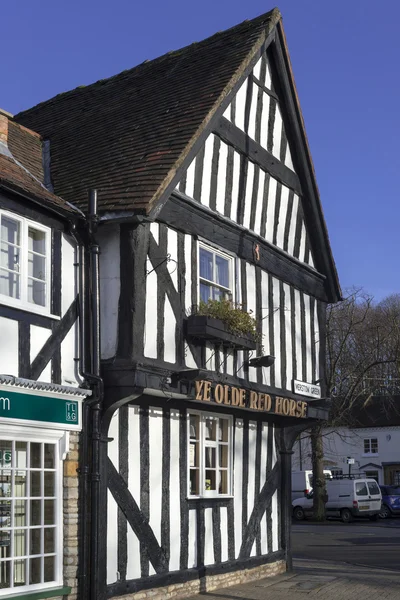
left=3, top=1, right=399, bottom=301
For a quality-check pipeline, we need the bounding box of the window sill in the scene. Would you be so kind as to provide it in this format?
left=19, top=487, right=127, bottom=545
left=0, top=586, right=71, bottom=600
left=362, top=454, right=379, bottom=457
left=0, top=298, right=60, bottom=320
left=187, top=495, right=234, bottom=501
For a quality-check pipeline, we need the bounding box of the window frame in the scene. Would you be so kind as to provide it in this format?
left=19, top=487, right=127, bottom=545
left=363, top=437, right=379, bottom=456
left=0, top=209, right=52, bottom=316
left=0, top=425, right=64, bottom=596
left=187, top=410, right=233, bottom=499
left=198, top=242, right=235, bottom=305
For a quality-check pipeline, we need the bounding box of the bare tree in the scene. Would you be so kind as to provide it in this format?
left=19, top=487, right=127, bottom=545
left=310, top=289, right=400, bottom=520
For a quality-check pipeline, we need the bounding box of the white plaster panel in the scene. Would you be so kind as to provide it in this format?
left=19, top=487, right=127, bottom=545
left=61, top=234, right=76, bottom=315
left=272, top=104, right=283, bottom=160
left=287, top=194, right=299, bottom=257
left=216, top=141, right=228, bottom=215
left=276, top=184, right=289, bottom=250
left=243, top=161, right=254, bottom=230
left=260, top=91, right=270, bottom=150
left=246, top=263, right=257, bottom=383
left=107, top=410, right=119, bottom=584
left=164, top=296, right=176, bottom=364
left=200, top=135, right=214, bottom=208
left=188, top=509, right=197, bottom=568
left=30, top=324, right=51, bottom=382
left=283, top=283, right=293, bottom=392
left=304, top=294, right=312, bottom=384
left=235, top=80, right=248, bottom=132
left=234, top=419, right=243, bottom=558
left=230, top=151, right=240, bottom=223
left=248, top=421, right=257, bottom=557
left=260, top=423, right=269, bottom=555
left=0, top=318, right=18, bottom=377
left=149, top=406, right=163, bottom=576
left=98, top=226, right=120, bottom=360
left=127, top=406, right=141, bottom=580
left=169, top=409, right=181, bottom=570
left=265, top=176, right=277, bottom=245
left=261, top=270, right=271, bottom=387
left=253, top=169, right=265, bottom=236
left=185, top=158, right=195, bottom=199
left=272, top=278, right=281, bottom=389
left=220, top=506, right=229, bottom=562
left=294, top=289, right=302, bottom=381
left=204, top=507, right=214, bottom=565
left=248, top=82, right=258, bottom=141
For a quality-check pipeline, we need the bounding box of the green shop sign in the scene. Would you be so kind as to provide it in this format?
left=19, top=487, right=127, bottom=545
left=0, top=388, right=82, bottom=430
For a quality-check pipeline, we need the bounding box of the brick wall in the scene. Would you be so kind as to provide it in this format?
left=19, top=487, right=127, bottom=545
left=62, top=431, right=80, bottom=599
left=111, top=559, right=286, bottom=600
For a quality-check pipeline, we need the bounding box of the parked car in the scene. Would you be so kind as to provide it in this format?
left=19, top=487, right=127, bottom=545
left=379, top=485, right=400, bottom=519
left=292, top=478, right=382, bottom=522
left=291, top=469, right=332, bottom=502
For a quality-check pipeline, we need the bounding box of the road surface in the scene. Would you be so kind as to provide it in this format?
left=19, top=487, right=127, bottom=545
left=292, top=518, right=400, bottom=571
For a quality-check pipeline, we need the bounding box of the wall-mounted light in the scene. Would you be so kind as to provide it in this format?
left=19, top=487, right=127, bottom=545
left=171, top=368, right=207, bottom=382
left=245, top=355, right=275, bottom=368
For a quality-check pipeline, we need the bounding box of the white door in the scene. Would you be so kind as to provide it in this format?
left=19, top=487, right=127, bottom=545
left=367, top=480, right=382, bottom=511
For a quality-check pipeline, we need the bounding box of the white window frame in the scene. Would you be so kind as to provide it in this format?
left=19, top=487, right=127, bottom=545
left=0, top=425, right=64, bottom=596
left=198, top=242, right=235, bottom=305
left=363, top=437, right=379, bottom=456
left=187, top=410, right=233, bottom=499
left=0, top=209, right=52, bottom=316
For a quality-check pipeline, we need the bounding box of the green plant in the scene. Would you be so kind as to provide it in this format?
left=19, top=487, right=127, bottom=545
left=196, top=299, right=262, bottom=342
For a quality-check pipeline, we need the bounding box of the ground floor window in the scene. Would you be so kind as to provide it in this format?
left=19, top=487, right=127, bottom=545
left=188, top=411, right=232, bottom=498
left=0, top=427, right=63, bottom=595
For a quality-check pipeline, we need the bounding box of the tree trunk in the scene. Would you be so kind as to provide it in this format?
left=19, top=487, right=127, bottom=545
left=311, top=425, right=326, bottom=521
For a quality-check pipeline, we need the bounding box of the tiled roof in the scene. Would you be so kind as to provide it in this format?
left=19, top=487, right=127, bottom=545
left=7, top=121, right=44, bottom=182
left=15, top=9, right=280, bottom=214
left=0, top=374, right=91, bottom=398
left=0, top=152, right=79, bottom=216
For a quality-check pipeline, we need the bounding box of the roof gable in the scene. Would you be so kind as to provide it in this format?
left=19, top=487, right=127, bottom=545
left=15, top=10, right=280, bottom=214
left=15, top=8, right=340, bottom=299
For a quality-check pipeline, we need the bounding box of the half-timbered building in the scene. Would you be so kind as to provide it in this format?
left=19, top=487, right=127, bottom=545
left=16, top=8, right=342, bottom=600
left=0, top=110, right=91, bottom=599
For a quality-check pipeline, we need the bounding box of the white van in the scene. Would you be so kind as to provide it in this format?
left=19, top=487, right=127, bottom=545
left=292, top=477, right=382, bottom=522
left=291, top=469, right=332, bottom=502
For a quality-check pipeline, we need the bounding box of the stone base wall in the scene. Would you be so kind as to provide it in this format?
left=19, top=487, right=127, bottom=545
left=112, top=559, right=286, bottom=600
left=63, top=431, right=80, bottom=600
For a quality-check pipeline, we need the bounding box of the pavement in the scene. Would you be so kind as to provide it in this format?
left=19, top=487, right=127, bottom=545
left=186, top=558, right=400, bottom=599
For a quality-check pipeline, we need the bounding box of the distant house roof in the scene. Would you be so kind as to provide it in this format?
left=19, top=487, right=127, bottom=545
left=0, top=117, right=81, bottom=218
left=16, top=10, right=281, bottom=215
left=352, top=396, right=400, bottom=428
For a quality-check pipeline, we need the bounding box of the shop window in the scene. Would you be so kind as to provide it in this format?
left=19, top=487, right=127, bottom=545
left=0, top=431, right=63, bottom=595
left=188, top=412, right=232, bottom=497
left=363, top=438, right=378, bottom=455
left=0, top=210, right=51, bottom=314
left=199, top=244, right=234, bottom=303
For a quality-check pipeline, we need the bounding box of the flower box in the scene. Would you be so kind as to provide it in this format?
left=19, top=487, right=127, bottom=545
left=186, top=315, right=257, bottom=351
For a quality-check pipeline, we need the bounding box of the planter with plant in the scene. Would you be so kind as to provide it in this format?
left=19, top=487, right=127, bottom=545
left=186, top=299, right=261, bottom=351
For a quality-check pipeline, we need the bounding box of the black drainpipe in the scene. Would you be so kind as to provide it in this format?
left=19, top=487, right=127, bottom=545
left=70, top=190, right=103, bottom=600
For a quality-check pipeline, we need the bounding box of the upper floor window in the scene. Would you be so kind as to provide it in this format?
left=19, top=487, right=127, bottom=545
left=363, top=438, right=378, bottom=455
left=199, top=244, right=233, bottom=303
left=0, top=211, right=51, bottom=313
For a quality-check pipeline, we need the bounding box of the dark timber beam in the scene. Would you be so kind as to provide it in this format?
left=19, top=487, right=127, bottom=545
left=213, top=117, right=302, bottom=195
left=161, top=194, right=329, bottom=302
left=270, top=30, right=341, bottom=303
